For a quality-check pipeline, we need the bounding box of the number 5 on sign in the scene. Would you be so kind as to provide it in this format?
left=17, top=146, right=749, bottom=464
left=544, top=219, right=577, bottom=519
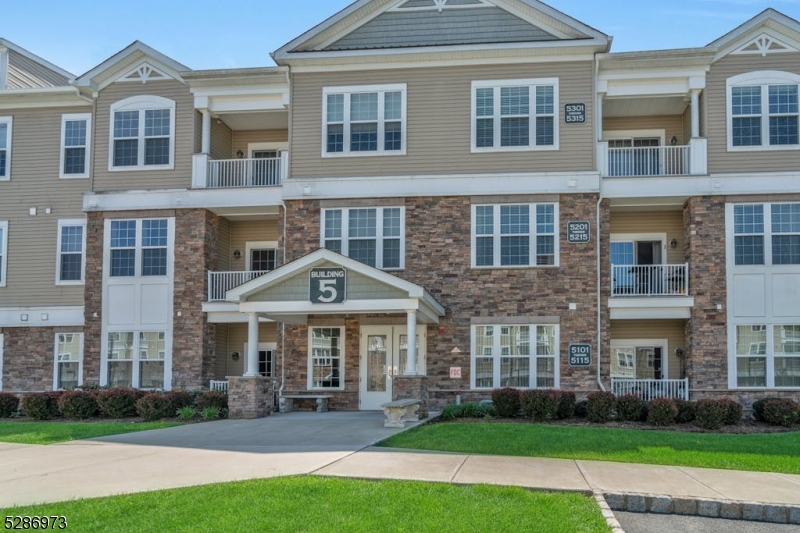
left=309, top=267, right=347, bottom=304
left=317, top=279, right=338, bottom=303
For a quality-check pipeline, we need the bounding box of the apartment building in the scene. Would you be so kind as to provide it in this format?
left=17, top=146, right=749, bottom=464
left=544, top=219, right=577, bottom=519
left=0, top=0, right=798, bottom=417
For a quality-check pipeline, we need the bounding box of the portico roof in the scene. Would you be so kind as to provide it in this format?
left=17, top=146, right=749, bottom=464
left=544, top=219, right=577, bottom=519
left=225, top=248, right=446, bottom=324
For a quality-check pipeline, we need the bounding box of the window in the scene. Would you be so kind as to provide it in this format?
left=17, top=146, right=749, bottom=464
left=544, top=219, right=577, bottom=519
left=734, top=324, right=800, bottom=388
left=322, top=207, right=404, bottom=269
left=610, top=343, right=666, bottom=380
left=728, top=72, right=800, bottom=150
left=109, top=95, right=175, bottom=170
left=472, top=324, right=558, bottom=389
left=250, top=249, right=276, bottom=272
left=0, top=117, right=11, bottom=180
left=322, top=84, right=406, bottom=156
left=259, top=350, right=274, bottom=378
left=734, top=203, right=800, bottom=266
left=54, top=333, right=83, bottom=390
left=0, top=221, right=6, bottom=287
left=309, top=327, right=342, bottom=389
left=60, top=114, right=91, bottom=178
left=472, top=79, right=558, bottom=152
left=107, top=331, right=166, bottom=389
left=472, top=203, right=557, bottom=268
left=56, top=220, right=86, bottom=284
left=110, top=219, right=170, bottom=277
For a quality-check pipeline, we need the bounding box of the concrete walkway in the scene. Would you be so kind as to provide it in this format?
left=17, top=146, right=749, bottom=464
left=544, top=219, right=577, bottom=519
left=2, top=412, right=800, bottom=525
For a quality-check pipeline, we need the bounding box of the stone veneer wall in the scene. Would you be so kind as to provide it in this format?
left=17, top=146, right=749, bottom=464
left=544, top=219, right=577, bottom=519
left=0, top=327, right=83, bottom=392
left=83, top=211, right=104, bottom=386
left=280, top=195, right=602, bottom=410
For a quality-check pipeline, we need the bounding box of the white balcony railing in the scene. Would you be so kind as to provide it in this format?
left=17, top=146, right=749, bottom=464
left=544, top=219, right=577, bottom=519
left=607, top=145, right=689, bottom=177
left=611, top=263, right=689, bottom=297
left=611, top=378, right=689, bottom=401
left=192, top=153, right=287, bottom=189
left=210, top=380, right=228, bottom=393
left=208, top=270, right=270, bottom=302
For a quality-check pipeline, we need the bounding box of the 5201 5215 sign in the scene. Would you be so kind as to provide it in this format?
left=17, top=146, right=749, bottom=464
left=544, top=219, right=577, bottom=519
left=310, top=268, right=346, bottom=304
left=567, top=221, right=591, bottom=243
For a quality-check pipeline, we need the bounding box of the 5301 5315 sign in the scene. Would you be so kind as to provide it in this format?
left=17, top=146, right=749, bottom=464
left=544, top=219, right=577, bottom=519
left=310, top=267, right=346, bottom=304
left=564, top=103, right=586, bottom=124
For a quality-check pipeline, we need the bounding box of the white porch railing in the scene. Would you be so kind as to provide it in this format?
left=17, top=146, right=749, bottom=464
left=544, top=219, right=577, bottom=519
left=611, top=263, right=689, bottom=297
left=210, top=380, right=228, bottom=393
left=192, top=153, right=288, bottom=189
left=208, top=271, right=270, bottom=302
left=611, top=378, right=689, bottom=401
left=607, top=145, right=689, bottom=177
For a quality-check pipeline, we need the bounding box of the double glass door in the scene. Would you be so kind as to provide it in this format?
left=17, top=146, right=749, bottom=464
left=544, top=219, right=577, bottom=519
left=359, top=326, right=421, bottom=410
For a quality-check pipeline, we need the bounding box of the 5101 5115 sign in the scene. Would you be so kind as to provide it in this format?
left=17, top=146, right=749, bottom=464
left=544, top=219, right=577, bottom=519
left=310, top=267, right=346, bottom=304
left=564, top=103, right=586, bottom=124
left=567, top=221, right=591, bottom=243
left=569, top=344, right=592, bottom=367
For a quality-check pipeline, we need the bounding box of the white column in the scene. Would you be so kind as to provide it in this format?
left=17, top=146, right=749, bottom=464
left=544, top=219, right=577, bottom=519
left=405, top=310, right=418, bottom=375
left=201, top=109, right=211, bottom=155
left=245, top=312, right=259, bottom=377
left=690, top=90, right=701, bottom=138
left=596, top=93, right=604, bottom=141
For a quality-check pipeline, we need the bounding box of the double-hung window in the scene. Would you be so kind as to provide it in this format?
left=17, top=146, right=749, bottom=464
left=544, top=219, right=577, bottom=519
left=734, top=203, right=800, bottom=266
left=472, top=203, right=557, bottom=268
left=110, top=219, right=170, bottom=277
left=736, top=325, right=800, bottom=388
left=323, top=84, right=406, bottom=156
left=0, top=221, right=7, bottom=287
left=309, top=327, right=343, bottom=390
left=107, top=331, right=166, bottom=389
left=56, top=219, right=86, bottom=284
left=60, top=114, right=91, bottom=178
left=322, top=207, right=404, bottom=269
left=472, top=324, right=558, bottom=389
left=0, top=117, right=11, bottom=180
left=109, top=95, right=175, bottom=170
left=472, top=79, right=558, bottom=152
left=728, top=72, right=800, bottom=150
left=54, top=333, right=83, bottom=390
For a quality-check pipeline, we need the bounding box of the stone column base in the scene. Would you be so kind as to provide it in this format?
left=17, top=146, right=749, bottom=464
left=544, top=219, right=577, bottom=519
left=392, top=375, right=429, bottom=419
left=227, top=376, right=272, bottom=419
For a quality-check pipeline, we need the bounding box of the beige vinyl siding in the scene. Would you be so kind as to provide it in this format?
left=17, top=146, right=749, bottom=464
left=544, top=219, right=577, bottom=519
left=216, top=218, right=231, bottom=271
left=214, top=324, right=230, bottom=380
left=210, top=119, right=233, bottom=161
left=682, top=107, right=690, bottom=142
left=193, top=110, right=202, bottom=155
left=0, top=106, right=91, bottom=307
left=610, top=210, right=685, bottom=264
left=92, top=80, right=194, bottom=192
left=603, top=115, right=686, bottom=145
left=290, top=61, right=595, bottom=178
left=228, top=219, right=279, bottom=271
left=7, top=50, right=69, bottom=89
left=706, top=53, right=800, bottom=174
left=224, top=322, right=278, bottom=377
left=699, top=91, right=706, bottom=137
left=232, top=130, right=288, bottom=158
left=610, top=319, right=687, bottom=380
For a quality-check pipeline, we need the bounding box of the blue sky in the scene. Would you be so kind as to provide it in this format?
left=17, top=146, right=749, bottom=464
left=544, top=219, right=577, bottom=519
left=3, top=0, right=800, bottom=75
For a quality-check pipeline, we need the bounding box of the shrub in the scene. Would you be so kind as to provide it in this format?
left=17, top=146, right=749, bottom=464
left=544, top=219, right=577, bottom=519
left=441, top=402, right=495, bottom=421
left=696, top=399, right=731, bottom=430
left=574, top=400, right=588, bottom=418
left=200, top=407, right=220, bottom=420
left=165, top=390, right=194, bottom=415
left=752, top=397, right=784, bottom=422
left=136, top=393, right=172, bottom=421
left=554, top=391, right=576, bottom=420
left=616, top=394, right=646, bottom=422
left=719, top=399, right=743, bottom=425
left=674, top=399, right=696, bottom=423
left=194, top=391, right=228, bottom=412
left=21, top=392, right=61, bottom=420
left=177, top=406, right=197, bottom=420
left=95, top=388, right=142, bottom=418
left=57, top=390, right=98, bottom=420
left=0, top=392, right=20, bottom=418
left=646, top=398, right=678, bottom=426
left=520, top=390, right=557, bottom=421
left=761, top=399, right=800, bottom=427
left=491, top=388, right=521, bottom=418
left=586, top=392, right=617, bottom=423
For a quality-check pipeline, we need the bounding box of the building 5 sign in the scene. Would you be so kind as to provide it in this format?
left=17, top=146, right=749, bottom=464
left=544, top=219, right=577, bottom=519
left=310, top=268, right=346, bottom=304
left=569, top=344, right=592, bottom=367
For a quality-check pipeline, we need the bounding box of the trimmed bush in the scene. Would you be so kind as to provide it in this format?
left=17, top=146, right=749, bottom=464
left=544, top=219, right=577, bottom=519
left=21, top=392, right=61, bottom=420
left=441, top=402, right=495, bottom=421
left=586, top=392, right=617, bottom=423
left=616, top=394, right=646, bottom=422
left=647, top=398, right=678, bottom=426
left=574, top=400, right=588, bottom=418
left=491, top=388, right=521, bottom=418
left=57, top=390, right=98, bottom=420
left=554, top=391, right=576, bottom=420
left=719, top=398, right=743, bottom=425
left=96, top=388, right=142, bottom=418
left=0, top=392, right=20, bottom=418
left=674, top=399, right=696, bottom=423
left=136, top=393, right=172, bottom=421
left=194, top=390, right=228, bottom=412
left=521, top=390, right=557, bottom=421
left=696, top=399, right=730, bottom=430
left=752, top=397, right=784, bottom=422
left=761, top=399, right=800, bottom=427
left=165, top=390, right=194, bottom=415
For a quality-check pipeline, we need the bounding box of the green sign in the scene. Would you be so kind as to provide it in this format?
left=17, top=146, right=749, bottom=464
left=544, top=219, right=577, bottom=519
left=310, top=268, right=346, bottom=304
left=569, top=344, right=592, bottom=366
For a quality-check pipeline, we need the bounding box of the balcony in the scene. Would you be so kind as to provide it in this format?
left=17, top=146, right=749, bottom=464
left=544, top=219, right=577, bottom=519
left=208, top=270, right=270, bottom=302
left=611, top=378, right=689, bottom=401
left=192, top=153, right=287, bottom=189
left=609, top=263, right=694, bottom=319
left=598, top=139, right=707, bottom=178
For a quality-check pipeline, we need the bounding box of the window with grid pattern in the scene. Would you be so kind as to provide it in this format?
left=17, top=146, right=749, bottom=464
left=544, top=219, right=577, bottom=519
left=729, top=73, right=800, bottom=150
left=309, top=327, right=342, bottom=389
left=322, top=207, right=404, bottom=269
left=60, top=114, right=91, bottom=178
left=472, top=324, right=558, bottom=389
left=110, top=96, right=174, bottom=169
left=323, top=85, right=406, bottom=156
left=55, top=333, right=83, bottom=390
left=109, top=219, right=170, bottom=277
left=734, top=203, right=800, bottom=266
left=0, top=118, right=11, bottom=180
left=473, top=203, right=557, bottom=268
left=57, top=221, right=86, bottom=284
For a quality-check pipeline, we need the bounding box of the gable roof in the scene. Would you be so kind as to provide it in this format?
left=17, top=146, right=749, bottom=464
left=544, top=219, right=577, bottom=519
left=0, top=38, right=73, bottom=89
left=709, top=8, right=800, bottom=62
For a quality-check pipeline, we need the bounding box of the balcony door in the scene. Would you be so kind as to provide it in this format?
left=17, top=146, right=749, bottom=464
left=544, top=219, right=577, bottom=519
left=611, top=341, right=667, bottom=380
left=611, top=235, right=665, bottom=296
left=248, top=142, right=286, bottom=186
left=605, top=130, right=665, bottom=177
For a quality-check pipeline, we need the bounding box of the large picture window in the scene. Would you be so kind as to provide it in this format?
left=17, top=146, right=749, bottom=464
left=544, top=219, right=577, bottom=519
left=109, top=95, right=175, bottom=170
left=728, top=72, right=800, bottom=151
left=107, top=331, right=166, bottom=389
left=321, top=207, right=404, bottom=270
left=472, top=203, right=558, bottom=268
left=472, top=324, right=558, bottom=389
left=109, top=219, right=170, bottom=277
left=734, top=203, right=800, bottom=266
left=309, top=327, right=343, bottom=390
left=735, top=325, right=800, bottom=388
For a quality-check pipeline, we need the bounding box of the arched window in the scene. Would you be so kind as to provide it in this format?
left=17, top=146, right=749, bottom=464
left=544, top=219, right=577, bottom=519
left=109, top=95, right=176, bottom=170
left=727, top=71, right=800, bottom=151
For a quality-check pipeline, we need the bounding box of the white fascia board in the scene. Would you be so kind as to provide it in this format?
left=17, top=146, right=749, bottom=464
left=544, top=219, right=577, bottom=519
left=604, top=172, right=800, bottom=199
left=0, top=38, right=75, bottom=80
left=610, top=307, right=692, bottom=320
left=239, top=299, right=420, bottom=316
left=608, top=297, right=695, bottom=309
left=283, top=172, right=600, bottom=200
left=83, top=187, right=283, bottom=213
left=75, top=42, right=189, bottom=91
left=602, top=79, right=693, bottom=98
left=0, top=88, right=92, bottom=110
left=0, top=306, right=84, bottom=327
left=205, top=96, right=288, bottom=114
left=709, top=10, right=800, bottom=58
left=515, top=0, right=611, bottom=42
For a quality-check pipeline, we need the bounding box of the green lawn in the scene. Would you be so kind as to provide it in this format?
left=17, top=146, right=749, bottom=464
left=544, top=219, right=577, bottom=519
left=0, top=420, right=183, bottom=445
left=380, top=422, right=800, bottom=474
left=1, top=477, right=609, bottom=533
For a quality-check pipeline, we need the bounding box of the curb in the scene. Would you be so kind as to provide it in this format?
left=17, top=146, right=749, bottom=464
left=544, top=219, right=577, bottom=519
left=603, top=492, right=800, bottom=525
left=594, top=492, right=626, bottom=533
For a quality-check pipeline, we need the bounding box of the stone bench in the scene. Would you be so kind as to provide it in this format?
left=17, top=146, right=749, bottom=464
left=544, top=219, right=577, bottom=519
left=381, top=399, right=422, bottom=428
left=280, top=394, right=333, bottom=413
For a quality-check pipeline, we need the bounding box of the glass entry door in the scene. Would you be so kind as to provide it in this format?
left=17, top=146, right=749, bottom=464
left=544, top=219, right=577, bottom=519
left=359, top=326, right=423, bottom=411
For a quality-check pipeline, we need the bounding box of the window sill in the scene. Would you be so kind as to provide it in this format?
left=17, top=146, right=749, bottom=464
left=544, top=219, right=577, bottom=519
left=55, top=281, right=85, bottom=287
left=471, top=145, right=559, bottom=154
left=321, top=150, right=407, bottom=158
left=727, top=145, right=800, bottom=152
left=59, top=174, right=90, bottom=180
left=471, top=265, right=559, bottom=270
left=108, top=164, right=175, bottom=172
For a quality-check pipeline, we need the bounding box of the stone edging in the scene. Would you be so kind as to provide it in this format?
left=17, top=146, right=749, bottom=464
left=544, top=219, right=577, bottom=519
left=603, top=492, right=800, bottom=525
left=594, top=492, right=626, bottom=533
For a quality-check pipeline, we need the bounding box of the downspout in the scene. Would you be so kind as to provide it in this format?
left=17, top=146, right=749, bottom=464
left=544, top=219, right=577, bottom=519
left=279, top=202, right=287, bottom=402
left=596, top=193, right=605, bottom=392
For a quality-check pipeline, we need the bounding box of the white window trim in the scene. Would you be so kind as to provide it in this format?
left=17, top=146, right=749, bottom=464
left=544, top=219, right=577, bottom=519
left=107, top=218, right=171, bottom=278
left=609, top=339, right=669, bottom=379
left=610, top=233, right=668, bottom=265
left=0, top=116, right=12, bottom=181
left=603, top=129, right=666, bottom=146
left=731, top=202, right=800, bottom=267
left=53, top=332, right=84, bottom=390
left=59, top=113, right=92, bottom=179
left=321, top=206, right=406, bottom=270
left=247, top=142, right=288, bottom=157
left=470, top=324, right=560, bottom=390
left=0, top=220, right=7, bottom=288
left=103, top=330, right=168, bottom=390
left=729, top=323, right=800, bottom=389
left=0, top=333, right=3, bottom=391
left=307, top=326, right=345, bottom=391
left=471, top=78, right=560, bottom=153
left=55, top=219, right=87, bottom=286
left=321, top=83, right=407, bottom=158
left=471, top=203, right=560, bottom=269
left=108, top=95, right=176, bottom=171
left=246, top=241, right=278, bottom=271
left=244, top=342, right=277, bottom=378
left=726, top=71, right=800, bottom=152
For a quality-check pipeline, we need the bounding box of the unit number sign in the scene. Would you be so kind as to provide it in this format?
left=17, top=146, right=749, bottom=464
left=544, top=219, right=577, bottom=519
left=569, top=344, right=592, bottom=367
left=310, top=268, right=346, bottom=304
